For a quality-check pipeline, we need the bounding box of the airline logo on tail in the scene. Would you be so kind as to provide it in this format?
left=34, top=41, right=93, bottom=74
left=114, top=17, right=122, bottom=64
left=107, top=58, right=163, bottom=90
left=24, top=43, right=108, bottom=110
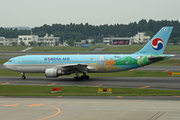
left=151, top=38, right=164, bottom=51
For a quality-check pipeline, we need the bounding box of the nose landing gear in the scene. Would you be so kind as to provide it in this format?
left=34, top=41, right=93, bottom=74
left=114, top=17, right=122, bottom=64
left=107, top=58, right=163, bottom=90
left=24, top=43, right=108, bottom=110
left=21, top=72, right=26, bottom=80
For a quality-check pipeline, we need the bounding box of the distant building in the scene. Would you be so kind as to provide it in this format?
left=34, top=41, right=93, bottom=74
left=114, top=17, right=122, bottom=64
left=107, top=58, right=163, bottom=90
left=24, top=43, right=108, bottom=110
left=18, top=35, right=38, bottom=45
left=103, top=32, right=150, bottom=45
left=133, top=32, right=150, bottom=44
left=0, top=37, right=18, bottom=46
left=18, top=33, right=60, bottom=46
left=38, top=33, right=60, bottom=46
left=103, top=37, right=133, bottom=45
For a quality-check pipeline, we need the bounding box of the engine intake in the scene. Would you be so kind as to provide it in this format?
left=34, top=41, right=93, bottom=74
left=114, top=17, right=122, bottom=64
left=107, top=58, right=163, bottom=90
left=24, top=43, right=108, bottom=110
left=45, top=69, right=65, bottom=78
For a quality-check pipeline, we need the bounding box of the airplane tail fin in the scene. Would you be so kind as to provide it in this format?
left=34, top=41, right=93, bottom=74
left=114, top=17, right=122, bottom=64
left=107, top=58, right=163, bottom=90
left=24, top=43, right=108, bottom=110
left=134, top=27, right=173, bottom=55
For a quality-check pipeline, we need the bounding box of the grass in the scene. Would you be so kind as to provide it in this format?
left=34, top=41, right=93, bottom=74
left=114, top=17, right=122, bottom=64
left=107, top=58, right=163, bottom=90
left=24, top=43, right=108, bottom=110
left=0, top=69, right=173, bottom=77
left=0, top=46, right=27, bottom=51
left=0, top=85, right=180, bottom=96
left=103, top=45, right=180, bottom=52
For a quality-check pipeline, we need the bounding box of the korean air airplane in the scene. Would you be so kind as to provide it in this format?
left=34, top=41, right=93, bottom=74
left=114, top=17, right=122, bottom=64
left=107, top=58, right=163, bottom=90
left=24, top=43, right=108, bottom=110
left=3, top=27, right=173, bottom=80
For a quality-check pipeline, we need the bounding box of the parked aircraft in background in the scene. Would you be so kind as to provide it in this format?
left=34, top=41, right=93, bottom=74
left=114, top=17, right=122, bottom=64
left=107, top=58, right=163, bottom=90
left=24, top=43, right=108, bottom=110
left=3, top=27, right=173, bottom=80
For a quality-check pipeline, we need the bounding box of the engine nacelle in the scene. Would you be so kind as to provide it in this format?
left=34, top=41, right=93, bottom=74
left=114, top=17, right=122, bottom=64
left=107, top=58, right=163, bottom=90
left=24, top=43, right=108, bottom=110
left=45, top=69, right=58, bottom=78
left=45, top=69, right=66, bottom=78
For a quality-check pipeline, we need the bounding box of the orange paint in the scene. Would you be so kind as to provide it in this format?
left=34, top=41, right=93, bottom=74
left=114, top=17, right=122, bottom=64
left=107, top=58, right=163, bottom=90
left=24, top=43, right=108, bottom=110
left=28, top=103, right=45, bottom=107
left=117, top=96, right=122, bottom=98
left=37, top=104, right=61, bottom=120
left=47, top=83, right=56, bottom=86
left=1, top=82, right=10, bottom=85
left=139, top=86, right=150, bottom=89
left=3, top=103, right=21, bottom=107
left=93, top=84, right=103, bottom=87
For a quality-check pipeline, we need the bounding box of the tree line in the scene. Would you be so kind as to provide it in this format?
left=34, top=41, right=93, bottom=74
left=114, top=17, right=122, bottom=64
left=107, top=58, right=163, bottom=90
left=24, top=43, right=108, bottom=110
left=1, top=19, right=180, bottom=44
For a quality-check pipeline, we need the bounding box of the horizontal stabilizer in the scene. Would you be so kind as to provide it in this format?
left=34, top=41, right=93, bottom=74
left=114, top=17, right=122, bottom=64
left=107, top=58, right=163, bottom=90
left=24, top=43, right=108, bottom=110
left=147, top=56, right=169, bottom=62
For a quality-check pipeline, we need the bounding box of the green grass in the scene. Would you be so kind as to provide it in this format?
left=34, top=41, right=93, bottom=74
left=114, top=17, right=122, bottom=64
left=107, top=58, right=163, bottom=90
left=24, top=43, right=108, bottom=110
left=103, top=45, right=180, bottom=52
left=29, top=45, right=107, bottom=52
left=0, top=85, right=180, bottom=96
left=0, top=59, right=8, bottom=64
left=0, top=46, right=27, bottom=51
left=0, top=69, right=173, bottom=77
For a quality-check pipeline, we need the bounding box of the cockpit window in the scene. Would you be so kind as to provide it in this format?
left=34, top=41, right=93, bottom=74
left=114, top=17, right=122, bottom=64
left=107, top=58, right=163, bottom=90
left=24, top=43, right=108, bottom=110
left=8, top=60, right=12, bottom=62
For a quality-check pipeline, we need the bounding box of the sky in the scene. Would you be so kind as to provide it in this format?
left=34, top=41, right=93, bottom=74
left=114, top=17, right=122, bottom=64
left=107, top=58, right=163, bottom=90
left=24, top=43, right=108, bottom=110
left=0, top=0, right=180, bottom=28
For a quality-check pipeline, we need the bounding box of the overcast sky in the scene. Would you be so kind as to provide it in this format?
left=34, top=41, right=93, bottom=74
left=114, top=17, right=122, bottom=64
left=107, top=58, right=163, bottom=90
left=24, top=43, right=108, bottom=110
left=0, top=0, right=180, bottom=28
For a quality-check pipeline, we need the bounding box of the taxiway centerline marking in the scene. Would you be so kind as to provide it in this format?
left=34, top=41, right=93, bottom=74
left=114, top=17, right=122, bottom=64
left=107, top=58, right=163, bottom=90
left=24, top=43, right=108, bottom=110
left=1, top=82, right=10, bottom=85
left=129, top=69, right=134, bottom=71
left=163, top=70, right=169, bottom=72
left=173, top=96, right=180, bottom=97
left=93, top=84, right=103, bottom=87
left=3, top=103, right=21, bottom=107
left=117, top=96, right=123, bottom=98
left=139, top=86, right=150, bottom=89
left=47, top=83, right=56, bottom=86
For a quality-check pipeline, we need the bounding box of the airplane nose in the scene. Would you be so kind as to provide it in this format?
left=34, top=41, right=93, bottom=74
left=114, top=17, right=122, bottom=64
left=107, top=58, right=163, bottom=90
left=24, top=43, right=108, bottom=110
left=3, top=62, right=7, bottom=68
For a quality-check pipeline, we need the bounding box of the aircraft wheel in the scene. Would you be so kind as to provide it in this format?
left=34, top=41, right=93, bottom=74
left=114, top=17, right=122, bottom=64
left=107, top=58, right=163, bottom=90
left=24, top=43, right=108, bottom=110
left=85, top=75, right=89, bottom=79
left=73, top=77, right=78, bottom=81
left=22, top=76, right=26, bottom=80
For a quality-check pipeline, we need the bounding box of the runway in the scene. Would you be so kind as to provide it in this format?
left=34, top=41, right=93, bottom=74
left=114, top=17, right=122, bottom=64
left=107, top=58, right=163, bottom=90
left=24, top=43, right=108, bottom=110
left=0, top=76, right=180, bottom=90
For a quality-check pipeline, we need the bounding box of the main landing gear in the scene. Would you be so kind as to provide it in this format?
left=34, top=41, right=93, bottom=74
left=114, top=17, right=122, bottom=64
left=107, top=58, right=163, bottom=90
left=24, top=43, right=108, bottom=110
left=21, top=72, right=26, bottom=80
left=73, top=72, right=89, bottom=81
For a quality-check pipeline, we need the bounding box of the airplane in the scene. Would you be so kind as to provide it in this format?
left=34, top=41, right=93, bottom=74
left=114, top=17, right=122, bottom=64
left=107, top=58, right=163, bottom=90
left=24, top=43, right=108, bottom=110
left=3, top=26, right=173, bottom=80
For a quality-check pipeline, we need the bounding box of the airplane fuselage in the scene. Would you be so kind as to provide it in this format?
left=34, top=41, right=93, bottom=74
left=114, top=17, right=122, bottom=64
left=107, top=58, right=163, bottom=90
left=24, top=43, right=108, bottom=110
left=4, top=54, right=144, bottom=73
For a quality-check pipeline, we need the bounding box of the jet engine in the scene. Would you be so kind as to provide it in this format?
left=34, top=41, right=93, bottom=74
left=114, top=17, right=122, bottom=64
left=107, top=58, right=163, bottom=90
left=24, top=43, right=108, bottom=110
left=45, top=69, right=65, bottom=78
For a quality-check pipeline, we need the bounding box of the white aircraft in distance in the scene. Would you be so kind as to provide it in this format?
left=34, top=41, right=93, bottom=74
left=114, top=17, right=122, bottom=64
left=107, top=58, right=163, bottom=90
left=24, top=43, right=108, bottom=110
left=3, top=27, right=173, bottom=80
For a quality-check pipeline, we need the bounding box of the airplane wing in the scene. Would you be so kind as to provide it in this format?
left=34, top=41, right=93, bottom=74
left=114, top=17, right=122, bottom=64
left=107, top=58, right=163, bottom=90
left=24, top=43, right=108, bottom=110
left=53, top=64, right=89, bottom=73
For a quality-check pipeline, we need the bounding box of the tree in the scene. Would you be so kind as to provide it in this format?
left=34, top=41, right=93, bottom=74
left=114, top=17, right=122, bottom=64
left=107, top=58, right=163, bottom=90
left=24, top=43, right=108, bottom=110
left=28, top=41, right=37, bottom=46
left=86, top=40, right=88, bottom=44
left=55, top=40, right=60, bottom=46
left=11, top=42, right=17, bottom=46
left=67, top=38, right=74, bottom=46
left=75, top=36, right=81, bottom=42
left=91, top=40, right=96, bottom=45
left=20, top=41, right=25, bottom=46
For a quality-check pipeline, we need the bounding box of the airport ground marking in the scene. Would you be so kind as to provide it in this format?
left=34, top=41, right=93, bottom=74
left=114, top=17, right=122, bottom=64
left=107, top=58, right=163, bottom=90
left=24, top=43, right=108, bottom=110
left=173, top=96, right=180, bottom=97
left=28, top=103, right=46, bottom=107
left=3, top=103, right=21, bottom=107
left=37, top=104, right=61, bottom=120
left=0, top=96, right=4, bottom=97
left=139, top=86, right=150, bottom=89
left=129, top=69, right=134, bottom=71
left=47, top=83, right=56, bottom=86
left=1, top=82, right=10, bottom=85
left=163, top=70, right=169, bottom=72
left=93, top=84, right=103, bottom=87
left=58, top=96, right=62, bottom=97
left=117, top=96, right=122, bottom=98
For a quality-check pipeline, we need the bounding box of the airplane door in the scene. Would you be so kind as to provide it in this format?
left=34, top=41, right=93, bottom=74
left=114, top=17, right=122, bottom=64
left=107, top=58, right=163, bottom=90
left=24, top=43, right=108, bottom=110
left=39, top=58, right=44, bottom=64
left=17, top=58, right=22, bottom=64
